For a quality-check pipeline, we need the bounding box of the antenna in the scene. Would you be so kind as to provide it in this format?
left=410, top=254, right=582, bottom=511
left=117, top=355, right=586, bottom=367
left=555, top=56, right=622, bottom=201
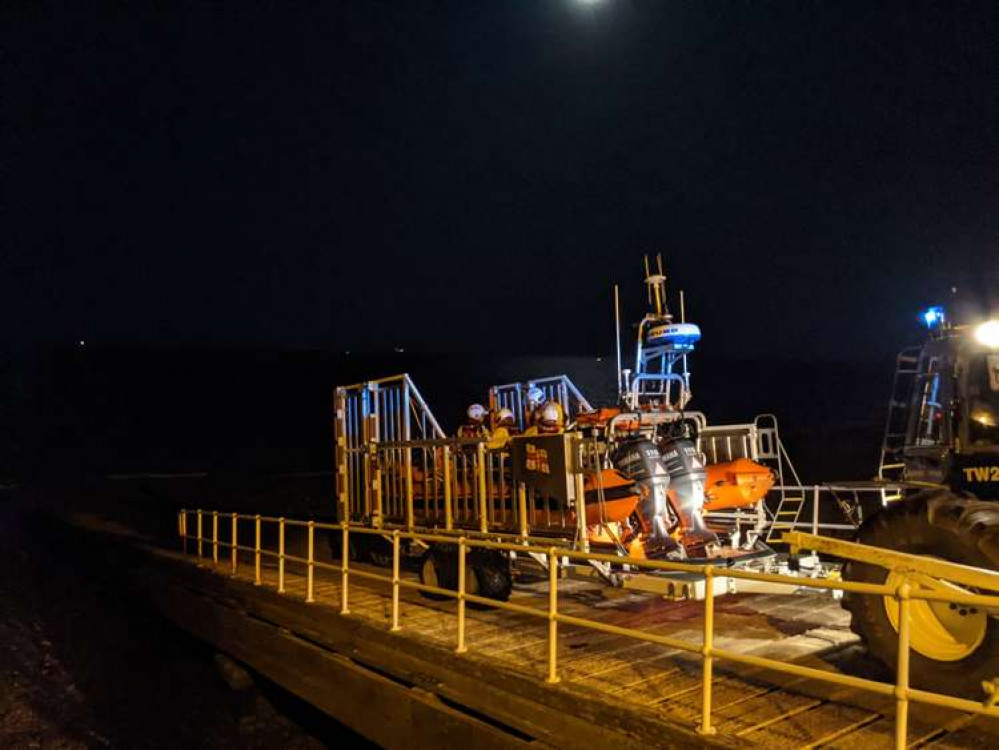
left=643, top=253, right=671, bottom=319
left=614, top=284, right=623, bottom=398
left=643, top=255, right=652, bottom=306
left=679, top=289, right=685, bottom=323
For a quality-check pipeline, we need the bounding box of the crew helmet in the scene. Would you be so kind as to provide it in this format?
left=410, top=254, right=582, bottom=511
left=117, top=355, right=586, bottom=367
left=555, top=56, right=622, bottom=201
left=538, top=402, right=562, bottom=432
left=526, top=385, right=545, bottom=408
left=496, top=407, right=515, bottom=427
left=467, top=403, right=487, bottom=423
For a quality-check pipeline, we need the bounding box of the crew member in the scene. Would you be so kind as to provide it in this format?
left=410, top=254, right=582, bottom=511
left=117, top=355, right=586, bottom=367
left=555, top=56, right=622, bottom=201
left=487, top=407, right=517, bottom=449
left=457, top=403, right=489, bottom=439
left=524, top=385, right=545, bottom=427
left=523, top=401, right=564, bottom=436
left=536, top=402, right=565, bottom=434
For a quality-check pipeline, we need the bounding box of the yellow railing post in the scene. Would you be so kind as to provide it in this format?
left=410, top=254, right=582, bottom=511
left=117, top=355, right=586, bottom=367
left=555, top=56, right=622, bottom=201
left=179, top=510, right=187, bottom=554
left=547, top=547, right=560, bottom=684
left=477, top=442, right=488, bottom=534
left=698, top=565, right=717, bottom=735
left=306, top=521, right=315, bottom=603
left=456, top=537, right=468, bottom=653
left=443, top=445, right=453, bottom=531
left=895, top=579, right=912, bottom=750
left=405, top=447, right=415, bottom=532
left=373, top=461, right=384, bottom=529
left=254, top=514, right=262, bottom=585
left=340, top=521, right=350, bottom=615
left=391, top=530, right=401, bottom=632
left=212, top=511, right=219, bottom=567
left=278, top=517, right=286, bottom=594
left=518, top=483, right=528, bottom=540
left=230, top=514, right=238, bottom=575
left=197, top=510, right=203, bottom=559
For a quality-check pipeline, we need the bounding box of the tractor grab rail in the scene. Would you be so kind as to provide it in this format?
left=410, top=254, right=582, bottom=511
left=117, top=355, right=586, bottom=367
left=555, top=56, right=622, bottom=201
left=178, top=509, right=999, bottom=748
left=785, top=531, right=999, bottom=592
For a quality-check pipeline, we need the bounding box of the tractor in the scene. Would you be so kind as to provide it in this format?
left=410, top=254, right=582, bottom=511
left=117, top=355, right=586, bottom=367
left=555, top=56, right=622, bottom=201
left=842, top=310, right=999, bottom=695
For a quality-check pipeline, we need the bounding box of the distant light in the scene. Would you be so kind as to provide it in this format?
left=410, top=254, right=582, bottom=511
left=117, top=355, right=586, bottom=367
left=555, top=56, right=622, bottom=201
left=922, top=306, right=945, bottom=330
left=394, top=346, right=405, bottom=353
left=78, top=340, right=86, bottom=347
left=972, top=407, right=997, bottom=428
left=974, top=320, right=999, bottom=348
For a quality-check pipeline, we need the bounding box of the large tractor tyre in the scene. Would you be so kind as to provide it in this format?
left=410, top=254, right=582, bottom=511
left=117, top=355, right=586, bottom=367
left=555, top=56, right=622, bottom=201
left=842, top=490, right=999, bottom=697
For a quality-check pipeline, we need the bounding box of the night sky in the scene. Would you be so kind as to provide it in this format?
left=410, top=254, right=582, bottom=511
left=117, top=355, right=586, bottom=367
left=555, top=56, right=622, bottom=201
left=5, top=2, right=998, bottom=361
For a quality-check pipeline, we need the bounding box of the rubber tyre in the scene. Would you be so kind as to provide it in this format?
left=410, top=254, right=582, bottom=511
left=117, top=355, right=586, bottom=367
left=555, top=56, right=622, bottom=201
left=842, top=490, right=999, bottom=697
left=469, top=550, right=512, bottom=608
left=418, top=547, right=458, bottom=601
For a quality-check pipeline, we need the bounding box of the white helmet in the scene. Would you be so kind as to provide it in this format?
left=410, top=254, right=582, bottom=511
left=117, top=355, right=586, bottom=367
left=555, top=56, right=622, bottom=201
left=467, top=403, right=487, bottom=423
left=538, top=402, right=562, bottom=431
left=496, top=407, right=515, bottom=426
left=526, top=386, right=545, bottom=408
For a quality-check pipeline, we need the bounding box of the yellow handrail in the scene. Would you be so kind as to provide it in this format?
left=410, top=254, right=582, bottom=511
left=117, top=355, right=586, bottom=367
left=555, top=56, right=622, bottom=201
left=177, top=508, right=999, bottom=748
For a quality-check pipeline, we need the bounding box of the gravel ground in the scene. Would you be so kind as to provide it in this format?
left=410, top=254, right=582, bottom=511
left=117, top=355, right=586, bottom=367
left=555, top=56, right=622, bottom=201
left=0, top=491, right=368, bottom=749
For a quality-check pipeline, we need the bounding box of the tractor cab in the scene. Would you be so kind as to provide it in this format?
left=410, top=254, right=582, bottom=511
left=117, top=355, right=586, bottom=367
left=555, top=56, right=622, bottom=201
left=879, top=310, right=999, bottom=500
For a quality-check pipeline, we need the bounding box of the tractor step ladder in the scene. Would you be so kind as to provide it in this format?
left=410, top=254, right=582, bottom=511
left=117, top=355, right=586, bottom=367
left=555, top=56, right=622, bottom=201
left=877, top=347, right=921, bottom=502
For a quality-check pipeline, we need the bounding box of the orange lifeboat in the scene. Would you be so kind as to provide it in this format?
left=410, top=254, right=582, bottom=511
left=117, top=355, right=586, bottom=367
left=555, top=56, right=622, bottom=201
left=703, top=458, right=774, bottom=511
left=582, top=468, right=640, bottom=525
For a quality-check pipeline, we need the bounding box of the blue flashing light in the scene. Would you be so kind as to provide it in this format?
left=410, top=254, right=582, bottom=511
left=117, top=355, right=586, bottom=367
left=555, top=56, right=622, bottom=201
left=922, top=306, right=945, bottom=330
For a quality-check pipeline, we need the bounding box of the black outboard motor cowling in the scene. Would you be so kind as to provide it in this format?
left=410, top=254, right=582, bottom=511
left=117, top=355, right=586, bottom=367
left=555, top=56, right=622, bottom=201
left=658, top=438, right=719, bottom=551
left=610, top=439, right=681, bottom=557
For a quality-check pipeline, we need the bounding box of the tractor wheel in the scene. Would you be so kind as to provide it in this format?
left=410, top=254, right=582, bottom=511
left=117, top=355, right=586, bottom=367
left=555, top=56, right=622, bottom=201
left=842, top=490, right=999, bottom=697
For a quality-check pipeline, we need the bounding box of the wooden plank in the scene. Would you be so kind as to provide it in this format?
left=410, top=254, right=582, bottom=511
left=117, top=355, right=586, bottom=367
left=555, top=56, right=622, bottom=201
left=739, top=701, right=875, bottom=748
left=653, top=678, right=773, bottom=723
left=712, top=690, right=822, bottom=735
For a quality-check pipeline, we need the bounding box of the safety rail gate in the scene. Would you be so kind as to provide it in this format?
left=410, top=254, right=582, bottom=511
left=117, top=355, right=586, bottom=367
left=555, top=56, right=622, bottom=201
left=177, top=509, right=999, bottom=749
left=336, top=374, right=447, bottom=528
left=337, top=373, right=591, bottom=539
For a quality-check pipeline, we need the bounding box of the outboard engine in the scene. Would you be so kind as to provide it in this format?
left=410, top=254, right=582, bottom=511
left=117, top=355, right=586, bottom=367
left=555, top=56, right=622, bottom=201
left=657, top=437, right=720, bottom=554
left=610, top=438, right=683, bottom=558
